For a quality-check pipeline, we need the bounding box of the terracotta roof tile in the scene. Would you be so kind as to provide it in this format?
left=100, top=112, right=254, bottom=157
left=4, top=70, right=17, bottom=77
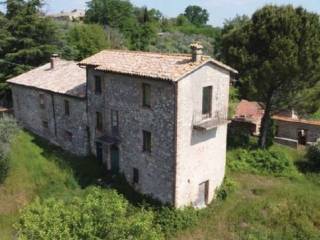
left=6, top=59, right=86, bottom=98
left=79, top=50, right=237, bottom=81
left=234, top=100, right=265, bottom=122
left=273, top=115, right=320, bottom=126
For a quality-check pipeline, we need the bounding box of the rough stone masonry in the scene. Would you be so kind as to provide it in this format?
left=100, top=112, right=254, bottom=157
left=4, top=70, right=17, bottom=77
left=7, top=45, right=237, bottom=208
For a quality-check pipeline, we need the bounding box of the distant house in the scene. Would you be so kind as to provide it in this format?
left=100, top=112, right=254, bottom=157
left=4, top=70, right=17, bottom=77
left=232, top=100, right=264, bottom=135
left=7, top=44, right=237, bottom=208
left=273, top=111, right=320, bottom=148
left=48, top=9, right=85, bottom=21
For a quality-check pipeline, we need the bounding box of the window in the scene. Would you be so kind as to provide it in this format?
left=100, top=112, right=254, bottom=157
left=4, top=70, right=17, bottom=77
left=39, top=94, right=45, bottom=109
left=202, top=86, right=212, bottom=118
left=95, top=76, right=102, bottom=94
left=143, top=130, right=151, bottom=153
left=42, top=121, right=49, bottom=129
left=111, top=110, right=119, bottom=134
left=142, top=83, right=151, bottom=107
left=64, top=100, right=70, bottom=116
left=96, top=112, right=103, bottom=131
left=64, top=130, right=73, bottom=142
left=133, top=168, right=139, bottom=184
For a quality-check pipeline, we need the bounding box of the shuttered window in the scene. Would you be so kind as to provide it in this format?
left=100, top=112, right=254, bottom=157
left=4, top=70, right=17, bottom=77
left=202, top=86, right=212, bottom=117
left=96, top=112, right=103, bottom=131
left=143, top=130, right=151, bottom=153
left=39, top=94, right=45, bottom=109
left=95, top=76, right=102, bottom=94
left=142, top=83, right=151, bottom=107
left=133, top=168, right=139, bottom=184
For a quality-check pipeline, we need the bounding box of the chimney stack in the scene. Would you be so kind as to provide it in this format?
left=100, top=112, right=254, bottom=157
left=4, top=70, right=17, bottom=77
left=50, top=54, right=59, bottom=69
left=190, top=42, right=203, bottom=62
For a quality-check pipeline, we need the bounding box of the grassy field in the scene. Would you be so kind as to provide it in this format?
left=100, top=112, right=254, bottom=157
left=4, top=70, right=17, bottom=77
left=1, top=131, right=320, bottom=239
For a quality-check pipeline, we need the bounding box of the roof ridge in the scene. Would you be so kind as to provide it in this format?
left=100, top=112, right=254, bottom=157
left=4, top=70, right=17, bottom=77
left=101, top=49, right=195, bottom=58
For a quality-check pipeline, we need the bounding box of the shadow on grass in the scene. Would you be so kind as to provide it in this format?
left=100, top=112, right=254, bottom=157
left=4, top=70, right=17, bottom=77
left=295, top=160, right=320, bottom=174
left=31, top=133, right=163, bottom=208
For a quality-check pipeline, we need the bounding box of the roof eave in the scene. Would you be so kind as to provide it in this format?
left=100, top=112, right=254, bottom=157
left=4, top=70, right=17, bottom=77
left=174, top=60, right=238, bottom=82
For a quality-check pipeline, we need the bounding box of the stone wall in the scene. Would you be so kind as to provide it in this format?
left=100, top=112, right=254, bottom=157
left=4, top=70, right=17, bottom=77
left=175, top=63, right=230, bottom=208
left=11, top=85, right=89, bottom=156
left=275, top=119, right=320, bottom=144
left=87, top=68, right=176, bottom=204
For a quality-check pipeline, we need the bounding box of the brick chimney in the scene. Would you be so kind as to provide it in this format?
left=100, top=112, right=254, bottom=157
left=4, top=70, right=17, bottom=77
left=190, top=42, right=203, bottom=62
left=50, top=54, right=59, bottom=69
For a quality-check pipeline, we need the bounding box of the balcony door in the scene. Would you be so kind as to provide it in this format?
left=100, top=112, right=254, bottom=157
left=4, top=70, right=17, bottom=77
left=110, top=144, right=119, bottom=174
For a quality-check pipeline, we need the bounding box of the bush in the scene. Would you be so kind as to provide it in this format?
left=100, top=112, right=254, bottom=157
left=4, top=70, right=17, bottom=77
left=0, top=151, right=9, bottom=183
left=227, top=127, right=251, bottom=149
left=216, top=177, right=237, bottom=200
left=155, top=207, right=200, bottom=237
left=16, top=187, right=163, bottom=240
left=0, top=115, right=19, bottom=183
left=228, top=148, right=295, bottom=176
left=307, top=142, right=320, bottom=168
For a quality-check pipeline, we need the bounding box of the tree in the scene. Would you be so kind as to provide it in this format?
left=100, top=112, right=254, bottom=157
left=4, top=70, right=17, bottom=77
left=65, top=24, right=109, bottom=60
left=0, top=0, right=59, bottom=84
left=184, top=5, right=209, bottom=26
left=85, top=0, right=137, bottom=35
left=221, top=5, right=320, bottom=148
left=85, top=0, right=157, bottom=50
left=16, top=187, right=163, bottom=239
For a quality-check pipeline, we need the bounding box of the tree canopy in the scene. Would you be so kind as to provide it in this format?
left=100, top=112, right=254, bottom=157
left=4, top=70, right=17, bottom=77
left=65, top=24, right=109, bottom=60
left=221, top=5, right=320, bottom=147
left=184, top=5, right=209, bottom=26
left=0, top=0, right=59, bottom=86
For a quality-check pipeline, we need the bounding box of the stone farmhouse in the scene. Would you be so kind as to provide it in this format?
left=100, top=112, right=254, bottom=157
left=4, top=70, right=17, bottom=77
left=7, top=45, right=237, bottom=208
left=273, top=112, right=320, bottom=148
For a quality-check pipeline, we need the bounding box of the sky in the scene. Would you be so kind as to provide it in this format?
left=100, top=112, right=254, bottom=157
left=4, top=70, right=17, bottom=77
left=2, top=0, right=320, bottom=26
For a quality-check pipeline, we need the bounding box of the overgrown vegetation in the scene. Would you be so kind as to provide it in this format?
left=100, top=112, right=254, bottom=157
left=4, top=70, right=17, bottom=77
left=307, top=141, right=320, bottom=169
left=227, top=148, right=297, bottom=177
left=17, top=187, right=163, bottom=240
left=0, top=115, right=18, bottom=183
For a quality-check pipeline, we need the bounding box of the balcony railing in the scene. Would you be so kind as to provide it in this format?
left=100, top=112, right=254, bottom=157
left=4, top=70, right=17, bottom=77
left=193, top=110, right=228, bottom=131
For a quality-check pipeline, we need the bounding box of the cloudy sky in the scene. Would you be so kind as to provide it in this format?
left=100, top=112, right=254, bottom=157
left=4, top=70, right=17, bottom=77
left=3, top=0, right=320, bottom=26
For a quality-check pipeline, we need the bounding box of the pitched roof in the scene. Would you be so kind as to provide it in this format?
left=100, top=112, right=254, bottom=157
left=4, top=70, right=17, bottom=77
left=6, top=59, right=86, bottom=98
left=234, top=100, right=265, bottom=123
left=272, top=115, right=320, bottom=127
left=79, top=50, right=237, bottom=81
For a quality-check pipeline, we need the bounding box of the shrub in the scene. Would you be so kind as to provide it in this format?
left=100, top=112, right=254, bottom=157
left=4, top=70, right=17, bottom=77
left=216, top=177, right=237, bottom=200
left=0, top=115, right=19, bottom=183
left=307, top=142, right=320, bottom=168
left=228, top=148, right=295, bottom=176
left=155, top=207, right=200, bottom=237
left=227, top=127, right=251, bottom=149
left=16, top=187, right=163, bottom=240
left=0, top=151, right=9, bottom=183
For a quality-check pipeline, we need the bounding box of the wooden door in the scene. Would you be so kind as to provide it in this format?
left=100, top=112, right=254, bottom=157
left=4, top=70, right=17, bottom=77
left=110, top=145, right=119, bottom=174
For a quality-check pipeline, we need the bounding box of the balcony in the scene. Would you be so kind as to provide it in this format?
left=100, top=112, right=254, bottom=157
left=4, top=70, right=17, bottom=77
left=193, top=111, right=229, bottom=131
left=96, top=127, right=120, bottom=145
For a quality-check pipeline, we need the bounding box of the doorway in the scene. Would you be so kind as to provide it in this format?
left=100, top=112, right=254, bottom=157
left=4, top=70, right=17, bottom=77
left=197, top=180, right=209, bottom=208
left=110, top=145, right=119, bottom=174
left=297, top=129, right=307, bottom=145
left=96, top=142, right=103, bottom=163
